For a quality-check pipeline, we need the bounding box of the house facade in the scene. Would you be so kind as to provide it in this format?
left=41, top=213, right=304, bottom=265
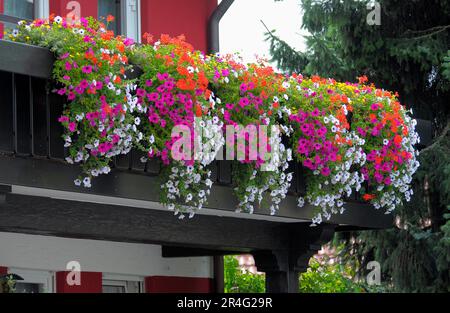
left=0, top=0, right=219, bottom=293
left=0, top=0, right=217, bottom=50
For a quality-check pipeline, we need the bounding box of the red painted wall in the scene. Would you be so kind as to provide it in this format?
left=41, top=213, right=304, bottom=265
left=141, top=0, right=217, bottom=52
left=56, top=271, right=102, bottom=293
left=145, top=276, right=214, bottom=293
left=49, top=0, right=98, bottom=21
left=0, top=0, right=4, bottom=36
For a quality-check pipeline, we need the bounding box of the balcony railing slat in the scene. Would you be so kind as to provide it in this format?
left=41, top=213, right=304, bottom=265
left=114, top=154, right=131, bottom=170
left=209, top=161, right=218, bottom=182
left=146, top=159, right=161, bottom=175
left=288, top=161, right=297, bottom=194
left=48, top=92, right=65, bottom=159
left=0, top=71, right=14, bottom=153
left=130, top=148, right=146, bottom=171
left=31, top=78, right=49, bottom=157
left=218, top=160, right=232, bottom=185
left=14, top=74, right=33, bottom=155
left=296, top=163, right=307, bottom=196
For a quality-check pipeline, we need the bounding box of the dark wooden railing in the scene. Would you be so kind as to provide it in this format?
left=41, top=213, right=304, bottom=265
left=0, top=40, right=402, bottom=229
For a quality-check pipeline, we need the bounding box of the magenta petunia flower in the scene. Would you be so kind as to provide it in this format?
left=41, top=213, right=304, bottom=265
left=68, top=122, right=76, bottom=132
left=311, top=108, right=320, bottom=117
left=58, top=116, right=69, bottom=123
left=80, top=17, right=88, bottom=27
left=371, top=103, right=380, bottom=110
left=384, top=176, right=392, bottom=185
left=82, top=65, right=93, bottom=74
left=60, top=52, right=70, bottom=60
left=136, top=88, right=146, bottom=97
left=321, top=167, right=331, bottom=176
left=80, top=80, right=89, bottom=88
left=239, top=97, right=249, bottom=108
left=303, top=159, right=314, bottom=169
left=123, top=38, right=134, bottom=46
left=157, top=72, right=169, bottom=81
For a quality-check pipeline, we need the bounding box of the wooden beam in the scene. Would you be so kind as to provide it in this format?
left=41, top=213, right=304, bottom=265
left=0, top=155, right=394, bottom=228
left=162, top=246, right=241, bottom=257
left=0, top=192, right=294, bottom=251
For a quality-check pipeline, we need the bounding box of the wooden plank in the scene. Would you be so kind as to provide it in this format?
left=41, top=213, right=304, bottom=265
left=162, top=246, right=240, bottom=257
left=208, top=161, right=218, bottom=182
left=130, top=148, right=146, bottom=171
left=0, top=192, right=288, bottom=251
left=31, top=78, right=49, bottom=157
left=146, top=158, right=161, bottom=175
left=14, top=74, right=31, bottom=155
left=48, top=92, right=65, bottom=159
left=218, top=160, right=232, bottom=185
left=296, top=163, right=306, bottom=196
left=114, top=154, right=131, bottom=170
left=0, top=41, right=54, bottom=79
left=0, top=155, right=394, bottom=229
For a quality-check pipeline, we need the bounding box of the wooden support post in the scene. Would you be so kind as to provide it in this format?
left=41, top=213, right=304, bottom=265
left=213, top=256, right=224, bottom=293
left=253, top=224, right=335, bottom=293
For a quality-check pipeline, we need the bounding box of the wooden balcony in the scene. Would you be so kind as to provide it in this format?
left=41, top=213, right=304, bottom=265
left=0, top=40, right=409, bottom=292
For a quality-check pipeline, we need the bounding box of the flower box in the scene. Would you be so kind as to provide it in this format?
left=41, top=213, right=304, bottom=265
left=0, top=40, right=54, bottom=79
left=0, top=40, right=399, bottom=228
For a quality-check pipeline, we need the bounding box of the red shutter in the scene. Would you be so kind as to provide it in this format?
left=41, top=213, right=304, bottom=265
left=145, top=276, right=214, bottom=293
left=0, top=266, right=7, bottom=275
left=49, top=0, right=98, bottom=20
left=56, top=271, right=102, bottom=293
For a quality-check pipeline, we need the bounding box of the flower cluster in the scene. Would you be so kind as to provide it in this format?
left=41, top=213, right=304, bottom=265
left=4, top=16, right=420, bottom=222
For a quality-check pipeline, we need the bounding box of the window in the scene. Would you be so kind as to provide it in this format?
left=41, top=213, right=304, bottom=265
left=102, top=280, right=127, bottom=293
left=98, top=0, right=120, bottom=35
left=99, top=0, right=141, bottom=42
left=102, top=274, right=143, bottom=293
left=14, top=282, right=42, bottom=293
left=1, top=0, right=35, bottom=31
left=4, top=0, right=35, bottom=20
left=55, top=0, right=140, bottom=41
left=7, top=268, right=54, bottom=293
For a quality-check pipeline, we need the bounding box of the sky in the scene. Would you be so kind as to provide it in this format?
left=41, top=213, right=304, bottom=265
left=219, top=0, right=308, bottom=64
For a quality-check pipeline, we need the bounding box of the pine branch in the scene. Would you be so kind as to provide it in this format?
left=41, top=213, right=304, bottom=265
left=400, top=25, right=450, bottom=41
left=419, top=121, right=450, bottom=155
left=403, top=25, right=450, bottom=36
left=260, top=20, right=308, bottom=73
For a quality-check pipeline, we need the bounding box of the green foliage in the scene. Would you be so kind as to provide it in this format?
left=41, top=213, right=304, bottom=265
left=224, top=256, right=265, bottom=293
left=299, top=258, right=365, bottom=293
left=0, top=275, right=17, bottom=293
left=223, top=254, right=369, bottom=293
left=268, top=0, right=450, bottom=292
left=442, top=51, right=450, bottom=82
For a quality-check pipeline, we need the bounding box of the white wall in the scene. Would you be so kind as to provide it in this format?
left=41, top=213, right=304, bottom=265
left=0, top=232, right=213, bottom=278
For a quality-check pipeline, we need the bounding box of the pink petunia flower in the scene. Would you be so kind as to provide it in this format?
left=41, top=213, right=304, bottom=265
left=82, top=65, right=93, bottom=74
left=68, top=122, right=76, bottom=132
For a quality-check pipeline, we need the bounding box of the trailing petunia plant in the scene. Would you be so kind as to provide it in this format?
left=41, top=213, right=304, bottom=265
left=3, top=16, right=420, bottom=223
